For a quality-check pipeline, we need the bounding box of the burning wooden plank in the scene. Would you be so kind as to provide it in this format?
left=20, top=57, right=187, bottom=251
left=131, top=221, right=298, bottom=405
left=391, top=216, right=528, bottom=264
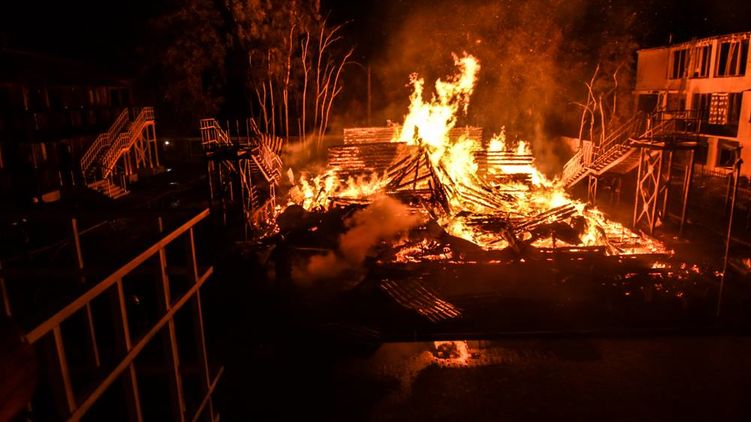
left=343, top=126, right=483, bottom=145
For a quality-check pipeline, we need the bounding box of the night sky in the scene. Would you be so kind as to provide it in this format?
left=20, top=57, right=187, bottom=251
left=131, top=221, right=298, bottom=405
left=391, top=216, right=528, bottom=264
left=1, top=0, right=749, bottom=68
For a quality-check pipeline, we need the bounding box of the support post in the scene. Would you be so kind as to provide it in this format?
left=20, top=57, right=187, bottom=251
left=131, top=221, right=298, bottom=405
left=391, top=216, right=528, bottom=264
left=718, top=155, right=743, bottom=318
left=115, top=278, right=144, bottom=422
left=650, top=151, right=664, bottom=234
left=187, top=228, right=215, bottom=422
left=660, top=150, right=674, bottom=222
left=632, top=147, right=644, bottom=228
left=679, top=149, right=695, bottom=235
left=158, top=217, right=187, bottom=422
left=587, top=175, right=598, bottom=205
left=71, top=218, right=101, bottom=368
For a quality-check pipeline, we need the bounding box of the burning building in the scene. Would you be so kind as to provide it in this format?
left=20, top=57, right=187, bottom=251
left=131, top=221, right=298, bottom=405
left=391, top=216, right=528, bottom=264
left=282, top=53, right=668, bottom=272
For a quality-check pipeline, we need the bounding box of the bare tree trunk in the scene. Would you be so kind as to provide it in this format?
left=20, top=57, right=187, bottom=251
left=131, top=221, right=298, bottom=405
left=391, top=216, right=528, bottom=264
left=301, top=33, right=310, bottom=146
left=283, top=24, right=295, bottom=141
left=321, top=49, right=352, bottom=147
left=256, top=83, right=269, bottom=133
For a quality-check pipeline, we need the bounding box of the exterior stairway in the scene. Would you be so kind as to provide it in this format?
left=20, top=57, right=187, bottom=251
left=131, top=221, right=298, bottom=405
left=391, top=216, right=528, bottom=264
left=200, top=117, right=284, bottom=225
left=87, top=179, right=129, bottom=199
left=80, top=109, right=130, bottom=181
left=80, top=107, right=156, bottom=199
left=560, top=110, right=698, bottom=189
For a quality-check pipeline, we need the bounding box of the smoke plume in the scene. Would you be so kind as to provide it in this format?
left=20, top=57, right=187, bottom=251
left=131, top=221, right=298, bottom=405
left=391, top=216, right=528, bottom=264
left=293, top=197, right=424, bottom=284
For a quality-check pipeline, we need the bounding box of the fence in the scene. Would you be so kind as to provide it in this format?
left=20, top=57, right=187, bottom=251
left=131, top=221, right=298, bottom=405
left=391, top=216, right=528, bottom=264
left=5, top=209, right=221, bottom=421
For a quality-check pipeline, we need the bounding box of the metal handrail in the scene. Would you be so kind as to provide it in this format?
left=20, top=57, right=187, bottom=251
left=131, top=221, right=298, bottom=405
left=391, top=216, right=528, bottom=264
left=199, top=118, right=231, bottom=146
left=24, top=209, right=219, bottom=422
left=561, top=148, right=584, bottom=185
left=80, top=109, right=130, bottom=174
left=100, top=107, right=155, bottom=179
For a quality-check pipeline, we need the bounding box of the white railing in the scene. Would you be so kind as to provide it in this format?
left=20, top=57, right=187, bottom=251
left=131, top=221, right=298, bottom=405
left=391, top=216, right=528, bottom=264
left=561, top=148, right=584, bottom=185
left=80, top=109, right=130, bottom=174
left=100, top=107, right=155, bottom=179
left=199, top=119, right=231, bottom=146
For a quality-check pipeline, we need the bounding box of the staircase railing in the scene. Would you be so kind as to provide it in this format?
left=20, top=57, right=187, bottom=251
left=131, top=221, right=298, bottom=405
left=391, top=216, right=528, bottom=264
left=595, top=113, right=645, bottom=160
left=80, top=109, right=130, bottom=175
left=640, top=109, right=701, bottom=139
left=100, top=107, right=155, bottom=179
left=251, top=143, right=283, bottom=183
left=561, top=148, right=584, bottom=185
left=199, top=119, right=231, bottom=146
left=561, top=109, right=703, bottom=188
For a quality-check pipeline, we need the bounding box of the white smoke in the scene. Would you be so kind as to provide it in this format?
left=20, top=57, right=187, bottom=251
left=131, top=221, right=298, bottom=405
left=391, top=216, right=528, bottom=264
left=293, top=196, right=424, bottom=284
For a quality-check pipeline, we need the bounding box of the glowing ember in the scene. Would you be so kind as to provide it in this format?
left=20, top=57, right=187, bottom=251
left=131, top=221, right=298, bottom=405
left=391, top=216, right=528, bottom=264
left=287, top=53, right=669, bottom=259
left=432, top=340, right=471, bottom=365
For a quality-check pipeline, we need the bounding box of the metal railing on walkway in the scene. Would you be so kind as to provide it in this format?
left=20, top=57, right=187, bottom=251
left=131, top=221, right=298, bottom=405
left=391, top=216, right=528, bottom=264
left=16, top=208, right=221, bottom=421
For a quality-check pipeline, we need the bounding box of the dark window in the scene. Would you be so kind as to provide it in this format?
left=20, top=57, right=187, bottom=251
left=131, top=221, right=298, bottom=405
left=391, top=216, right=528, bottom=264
left=728, top=93, right=743, bottom=125
left=716, top=39, right=749, bottom=77
left=48, top=87, right=63, bottom=109
left=637, top=94, right=659, bottom=113
left=717, top=139, right=739, bottom=167
left=693, top=93, right=711, bottom=120
left=0, top=87, right=12, bottom=111
left=694, top=141, right=708, bottom=166
left=121, top=88, right=131, bottom=106
left=27, top=87, right=47, bottom=110
left=670, top=48, right=689, bottom=79
left=110, top=88, right=121, bottom=106
left=690, top=45, right=712, bottom=78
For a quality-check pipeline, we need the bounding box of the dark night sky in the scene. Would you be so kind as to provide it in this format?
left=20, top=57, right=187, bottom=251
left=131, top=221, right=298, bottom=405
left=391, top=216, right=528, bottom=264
left=1, top=0, right=749, bottom=68
left=322, top=0, right=751, bottom=57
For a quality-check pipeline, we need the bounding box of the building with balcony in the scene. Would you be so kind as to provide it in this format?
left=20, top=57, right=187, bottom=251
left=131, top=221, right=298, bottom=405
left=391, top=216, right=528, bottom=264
left=634, top=31, right=751, bottom=175
left=0, top=49, right=134, bottom=205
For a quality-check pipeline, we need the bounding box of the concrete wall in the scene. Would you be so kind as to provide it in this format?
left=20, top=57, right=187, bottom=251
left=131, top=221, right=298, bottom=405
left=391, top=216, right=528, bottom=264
left=635, top=48, right=670, bottom=91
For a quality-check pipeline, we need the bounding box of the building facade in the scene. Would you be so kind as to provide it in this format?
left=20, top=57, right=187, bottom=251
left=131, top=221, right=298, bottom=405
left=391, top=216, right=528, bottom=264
left=0, top=49, right=133, bottom=204
left=634, top=31, right=751, bottom=175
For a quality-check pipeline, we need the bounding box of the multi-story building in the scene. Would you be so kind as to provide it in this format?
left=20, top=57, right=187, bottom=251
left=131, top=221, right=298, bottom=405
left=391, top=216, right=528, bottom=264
left=0, top=49, right=133, bottom=204
left=634, top=31, right=751, bottom=175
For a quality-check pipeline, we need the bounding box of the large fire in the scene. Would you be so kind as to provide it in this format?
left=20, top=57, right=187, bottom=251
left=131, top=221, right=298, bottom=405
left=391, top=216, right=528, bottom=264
left=287, top=53, right=667, bottom=260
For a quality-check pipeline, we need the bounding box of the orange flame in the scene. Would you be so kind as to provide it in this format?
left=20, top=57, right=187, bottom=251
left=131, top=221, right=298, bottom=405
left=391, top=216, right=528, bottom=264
left=287, top=53, right=668, bottom=258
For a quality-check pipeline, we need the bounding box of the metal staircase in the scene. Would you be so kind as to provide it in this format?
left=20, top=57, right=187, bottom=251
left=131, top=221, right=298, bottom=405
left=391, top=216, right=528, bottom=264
left=80, top=107, right=157, bottom=199
left=80, top=109, right=130, bottom=179
left=560, top=111, right=700, bottom=188
left=87, top=179, right=130, bottom=199
left=99, top=108, right=155, bottom=179
left=199, top=118, right=284, bottom=226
